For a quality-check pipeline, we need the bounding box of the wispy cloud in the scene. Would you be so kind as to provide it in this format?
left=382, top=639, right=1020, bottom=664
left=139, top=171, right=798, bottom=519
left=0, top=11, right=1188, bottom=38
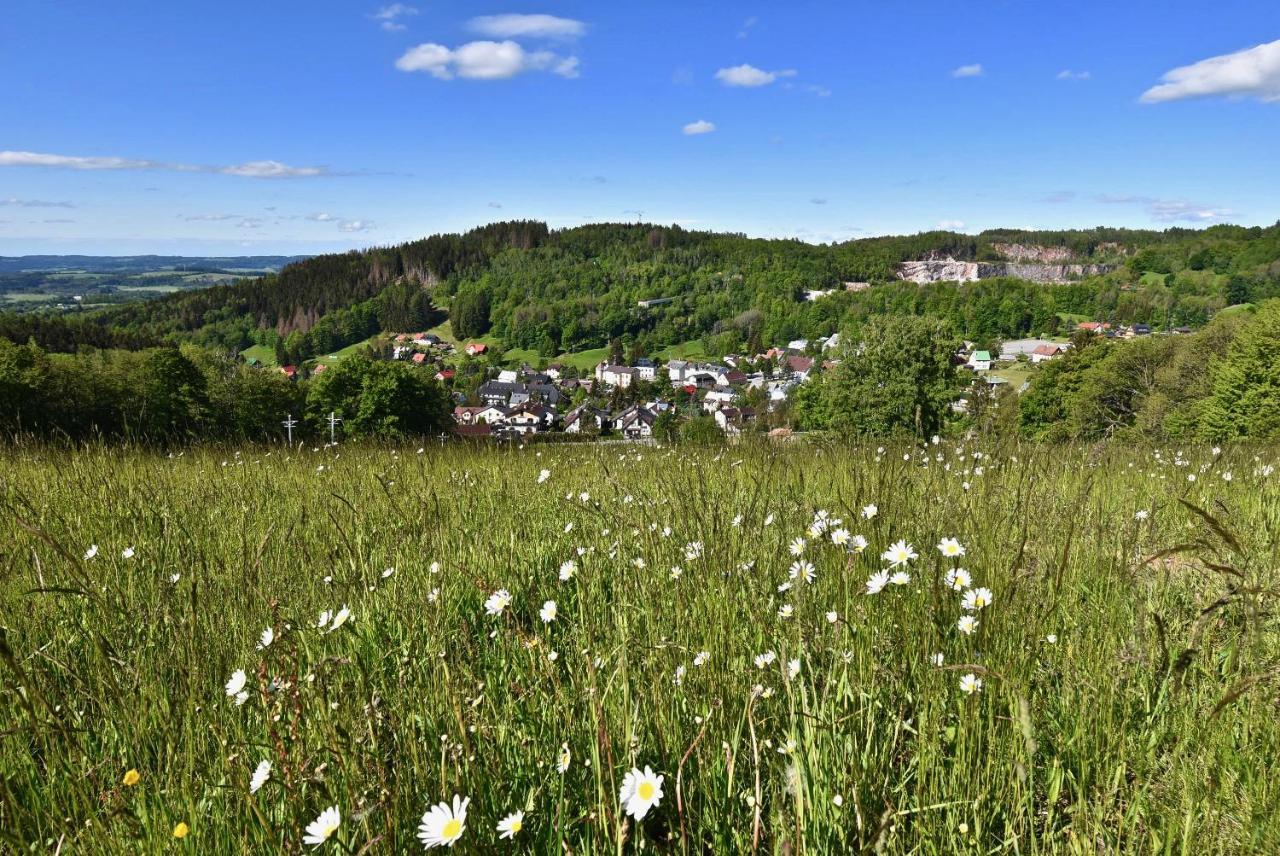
left=809, top=197, right=828, bottom=205
left=338, top=220, right=375, bottom=233
left=1096, top=193, right=1234, bottom=222
left=371, top=4, right=418, bottom=32
left=1057, top=69, right=1091, bottom=81
left=951, top=64, right=984, bottom=78
left=1039, top=190, right=1076, bottom=204
left=396, top=41, right=579, bottom=80
left=2, top=197, right=75, bottom=208
left=467, top=13, right=585, bottom=40
left=307, top=212, right=338, bottom=222
left=737, top=16, right=758, bottom=39
left=0, top=150, right=331, bottom=178
left=1141, top=39, right=1280, bottom=103
left=938, top=219, right=967, bottom=230
left=183, top=213, right=239, bottom=222
left=715, top=64, right=796, bottom=87
left=682, top=119, right=716, bottom=135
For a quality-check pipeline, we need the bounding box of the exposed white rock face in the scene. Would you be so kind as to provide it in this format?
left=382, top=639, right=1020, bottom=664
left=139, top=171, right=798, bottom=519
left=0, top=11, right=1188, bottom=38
left=991, top=243, right=1074, bottom=263
left=897, top=257, right=1114, bottom=284
left=898, top=259, right=981, bottom=283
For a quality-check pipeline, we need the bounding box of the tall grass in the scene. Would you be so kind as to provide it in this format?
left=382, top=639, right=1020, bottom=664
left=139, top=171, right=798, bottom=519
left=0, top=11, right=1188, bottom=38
left=1, top=439, right=1278, bottom=853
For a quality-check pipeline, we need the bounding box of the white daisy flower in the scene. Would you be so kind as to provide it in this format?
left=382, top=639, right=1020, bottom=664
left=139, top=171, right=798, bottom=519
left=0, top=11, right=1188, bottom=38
left=556, top=743, right=570, bottom=774
left=959, top=674, right=983, bottom=695
left=861, top=504, right=878, bottom=520
left=937, top=537, right=965, bottom=558
left=693, top=651, right=709, bottom=667
left=484, top=589, right=512, bottom=616
left=257, top=627, right=274, bottom=650
left=957, top=615, right=979, bottom=635
left=496, top=809, right=524, bottom=840
left=880, top=540, right=917, bottom=567
left=619, top=766, right=665, bottom=820
left=303, top=805, right=341, bottom=848
left=225, top=669, right=247, bottom=698
left=961, top=587, right=992, bottom=611
left=250, top=760, right=271, bottom=793
left=84, top=544, right=98, bottom=560
left=945, top=568, right=972, bottom=591
left=418, top=794, right=469, bottom=849
left=539, top=600, right=558, bottom=623
left=865, top=571, right=890, bottom=595
left=558, top=560, right=577, bottom=581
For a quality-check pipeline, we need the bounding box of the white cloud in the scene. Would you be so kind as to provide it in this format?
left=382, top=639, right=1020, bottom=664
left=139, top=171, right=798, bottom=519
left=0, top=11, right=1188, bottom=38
left=715, top=64, right=796, bottom=87
left=371, top=3, right=418, bottom=31
left=338, top=219, right=375, bottom=233
left=1, top=197, right=75, bottom=208
left=0, top=150, right=329, bottom=178
left=467, top=14, right=585, bottom=40
left=682, top=119, right=716, bottom=135
left=951, top=64, right=984, bottom=78
left=1057, top=69, right=1091, bottom=81
left=937, top=219, right=967, bottom=230
left=184, top=213, right=238, bottom=222
left=737, top=16, right=758, bottom=39
left=307, top=212, right=337, bottom=222
left=396, top=41, right=579, bottom=80
left=1141, top=39, right=1280, bottom=103
left=1095, top=193, right=1234, bottom=223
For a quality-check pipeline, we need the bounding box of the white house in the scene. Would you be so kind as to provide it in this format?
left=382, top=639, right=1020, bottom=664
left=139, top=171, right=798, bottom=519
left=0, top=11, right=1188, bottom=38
left=595, top=362, right=636, bottom=388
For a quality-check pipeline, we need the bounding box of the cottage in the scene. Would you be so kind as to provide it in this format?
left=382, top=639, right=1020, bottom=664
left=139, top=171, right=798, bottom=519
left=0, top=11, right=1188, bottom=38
left=564, top=404, right=611, bottom=434
left=614, top=405, right=656, bottom=441
left=967, top=350, right=992, bottom=372
left=464, top=342, right=488, bottom=356
left=280, top=365, right=298, bottom=380
left=595, top=362, right=637, bottom=388
left=1030, top=343, right=1065, bottom=363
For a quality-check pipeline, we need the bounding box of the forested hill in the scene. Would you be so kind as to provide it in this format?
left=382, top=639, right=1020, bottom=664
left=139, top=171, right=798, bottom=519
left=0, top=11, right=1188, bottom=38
left=3, top=220, right=1279, bottom=361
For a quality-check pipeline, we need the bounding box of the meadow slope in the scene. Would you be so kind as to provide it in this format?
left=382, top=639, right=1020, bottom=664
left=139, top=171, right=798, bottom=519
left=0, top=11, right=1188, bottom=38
left=1, top=440, right=1278, bottom=853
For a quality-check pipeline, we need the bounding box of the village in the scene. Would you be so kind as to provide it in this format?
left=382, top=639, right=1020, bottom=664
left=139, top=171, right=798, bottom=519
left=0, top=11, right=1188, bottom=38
left=256, top=318, right=1176, bottom=442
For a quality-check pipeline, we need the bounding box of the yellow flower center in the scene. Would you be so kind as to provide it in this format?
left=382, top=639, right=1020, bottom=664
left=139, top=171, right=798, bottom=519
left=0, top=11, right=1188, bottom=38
left=510, top=820, right=522, bottom=833
left=442, top=819, right=462, bottom=840
left=173, top=822, right=189, bottom=839
left=637, top=781, right=655, bottom=800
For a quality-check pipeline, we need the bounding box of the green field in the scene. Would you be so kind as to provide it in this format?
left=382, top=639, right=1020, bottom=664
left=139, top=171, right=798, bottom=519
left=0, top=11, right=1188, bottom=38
left=239, top=344, right=278, bottom=367
left=2, top=441, right=1278, bottom=852
left=313, top=338, right=380, bottom=366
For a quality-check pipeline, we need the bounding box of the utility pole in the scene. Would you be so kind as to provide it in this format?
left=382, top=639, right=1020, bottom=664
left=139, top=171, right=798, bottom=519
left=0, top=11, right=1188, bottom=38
left=327, top=411, right=343, bottom=444
left=282, top=413, right=298, bottom=445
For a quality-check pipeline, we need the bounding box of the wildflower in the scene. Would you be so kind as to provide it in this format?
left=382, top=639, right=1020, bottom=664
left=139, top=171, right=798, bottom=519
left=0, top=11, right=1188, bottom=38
left=328, top=605, right=351, bottom=633
left=539, top=600, right=558, bottom=623
left=382, top=567, right=395, bottom=578
left=754, top=650, right=777, bottom=669
left=303, top=805, right=341, bottom=848
left=169, top=573, right=181, bottom=583
left=257, top=627, right=274, bottom=650
left=84, top=544, right=98, bottom=560
left=957, top=615, right=979, bottom=635
left=959, top=674, right=983, bottom=695
left=849, top=534, right=869, bottom=552
left=558, top=560, right=577, bottom=581
left=789, top=560, right=815, bottom=583
left=890, top=570, right=910, bottom=586
left=225, top=669, right=247, bottom=698
left=538, top=468, right=551, bottom=483
left=669, top=566, right=683, bottom=580
left=945, top=568, right=972, bottom=591
left=673, top=665, right=686, bottom=685
left=496, top=809, right=524, bottom=840
left=484, top=589, right=512, bottom=616
left=788, top=537, right=806, bottom=557
left=684, top=541, right=703, bottom=560
left=250, top=760, right=271, bottom=793
left=632, top=557, right=646, bottom=569
left=619, top=766, right=665, bottom=820
left=122, top=546, right=136, bottom=559
left=578, top=491, right=591, bottom=503
left=1134, top=510, right=1149, bottom=521
left=777, top=604, right=793, bottom=620
left=937, top=538, right=965, bottom=558
left=123, top=768, right=140, bottom=787
left=825, top=610, right=838, bottom=624
left=693, top=651, right=709, bottom=667
left=1045, top=633, right=1058, bottom=644
left=173, top=822, right=189, bottom=839
left=776, top=738, right=797, bottom=754
left=557, top=743, right=570, bottom=773
left=832, top=794, right=844, bottom=807
left=764, top=513, right=775, bottom=526
left=418, top=795, right=469, bottom=849
left=317, top=610, right=332, bottom=629
left=961, top=587, right=992, bottom=611
left=880, top=540, right=917, bottom=567
left=787, top=658, right=801, bottom=679
left=861, top=504, right=878, bottom=520
left=865, top=571, right=890, bottom=595
left=830, top=528, right=851, bottom=546
left=776, top=581, right=792, bottom=593
left=931, top=652, right=945, bottom=666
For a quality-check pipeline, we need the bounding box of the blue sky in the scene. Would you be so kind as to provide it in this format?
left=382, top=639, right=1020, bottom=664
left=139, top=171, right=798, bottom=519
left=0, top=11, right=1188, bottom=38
left=2, top=1, right=1279, bottom=255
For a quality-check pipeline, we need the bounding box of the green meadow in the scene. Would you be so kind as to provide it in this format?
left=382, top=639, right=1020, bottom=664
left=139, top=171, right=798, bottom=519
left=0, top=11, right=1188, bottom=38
left=1, top=440, right=1278, bottom=853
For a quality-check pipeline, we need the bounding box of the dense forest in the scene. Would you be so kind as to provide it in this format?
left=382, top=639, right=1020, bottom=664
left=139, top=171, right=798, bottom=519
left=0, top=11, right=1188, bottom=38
left=3, top=221, right=1279, bottom=364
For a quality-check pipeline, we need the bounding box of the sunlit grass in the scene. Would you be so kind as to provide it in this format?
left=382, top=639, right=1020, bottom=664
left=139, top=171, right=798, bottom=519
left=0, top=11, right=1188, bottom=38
left=1, top=440, right=1278, bottom=853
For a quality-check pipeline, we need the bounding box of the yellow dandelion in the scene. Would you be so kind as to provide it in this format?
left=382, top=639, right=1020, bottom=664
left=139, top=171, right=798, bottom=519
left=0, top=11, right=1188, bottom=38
left=173, top=822, right=189, bottom=839
left=123, top=769, right=141, bottom=787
